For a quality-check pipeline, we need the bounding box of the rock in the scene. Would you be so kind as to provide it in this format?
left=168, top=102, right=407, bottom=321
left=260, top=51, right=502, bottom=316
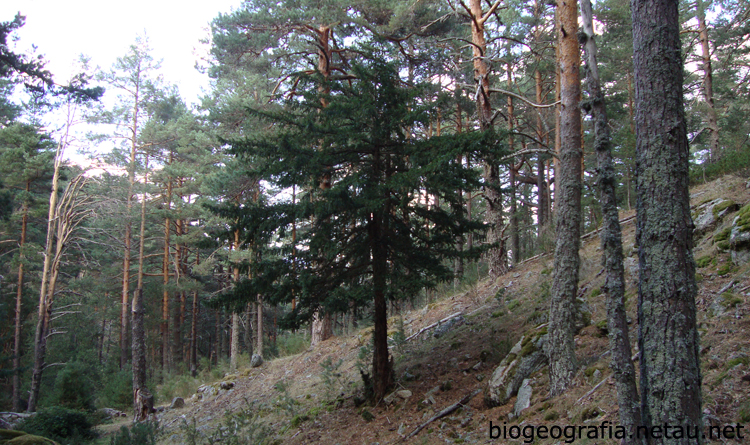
left=512, top=379, right=533, bottom=418
left=433, top=315, right=465, bottom=338
left=220, top=381, right=234, bottom=390
left=170, top=397, right=185, bottom=409
left=250, top=354, right=263, bottom=368
left=694, top=198, right=739, bottom=236
left=383, top=391, right=398, bottom=405
left=592, top=369, right=602, bottom=381
left=730, top=205, right=750, bottom=265
left=398, top=423, right=406, bottom=435
left=486, top=329, right=548, bottom=407
left=397, top=390, right=412, bottom=399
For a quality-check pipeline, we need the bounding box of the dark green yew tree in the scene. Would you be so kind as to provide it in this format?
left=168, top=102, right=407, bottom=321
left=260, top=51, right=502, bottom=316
left=227, top=60, right=501, bottom=401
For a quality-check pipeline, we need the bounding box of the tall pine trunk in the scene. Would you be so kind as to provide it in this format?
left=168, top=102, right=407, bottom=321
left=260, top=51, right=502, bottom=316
left=469, top=0, right=506, bottom=278
left=132, top=157, right=151, bottom=421
left=631, top=0, right=702, bottom=442
left=548, top=0, right=583, bottom=397
left=310, top=25, right=335, bottom=345
left=581, top=1, right=642, bottom=441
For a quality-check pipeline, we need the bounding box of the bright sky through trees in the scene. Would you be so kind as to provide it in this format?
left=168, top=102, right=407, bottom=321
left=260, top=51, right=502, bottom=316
left=0, top=0, right=238, bottom=106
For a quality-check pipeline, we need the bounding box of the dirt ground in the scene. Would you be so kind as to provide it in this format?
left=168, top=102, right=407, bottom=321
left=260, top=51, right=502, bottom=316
left=144, top=173, right=750, bottom=445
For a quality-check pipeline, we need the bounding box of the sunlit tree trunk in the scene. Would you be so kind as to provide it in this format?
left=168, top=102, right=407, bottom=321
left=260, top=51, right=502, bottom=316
left=548, top=0, right=583, bottom=397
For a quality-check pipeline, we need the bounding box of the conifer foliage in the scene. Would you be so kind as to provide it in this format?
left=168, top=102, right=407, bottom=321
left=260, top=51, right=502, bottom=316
left=227, top=60, right=498, bottom=401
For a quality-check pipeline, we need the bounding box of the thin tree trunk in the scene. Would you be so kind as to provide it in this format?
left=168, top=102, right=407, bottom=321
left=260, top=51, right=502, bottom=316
left=244, top=301, right=253, bottom=357
left=230, top=229, right=241, bottom=372
left=581, top=1, right=642, bottom=441
left=256, top=296, right=263, bottom=358
left=631, top=0, right=702, bottom=441
left=548, top=0, right=583, bottom=397
left=697, top=0, right=720, bottom=162
left=132, top=155, right=152, bottom=421
left=161, top=206, right=170, bottom=372
left=12, top=185, right=28, bottom=412
left=190, top=291, right=198, bottom=376
left=507, top=53, right=520, bottom=264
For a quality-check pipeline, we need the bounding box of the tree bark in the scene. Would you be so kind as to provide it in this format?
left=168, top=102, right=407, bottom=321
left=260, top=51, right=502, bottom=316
left=310, top=25, right=335, bottom=345
left=469, top=0, right=507, bottom=279
left=161, top=208, right=170, bottom=372
left=631, top=0, right=702, bottom=442
left=548, top=0, right=583, bottom=397
left=581, top=1, right=642, bottom=441
left=697, top=0, right=720, bottom=162
left=230, top=229, right=241, bottom=371
left=256, top=295, right=264, bottom=358
left=12, top=184, right=28, bottom=412
left=132, top=156, right=150, bottom=420
left=370, top=175, right=392, bottom=401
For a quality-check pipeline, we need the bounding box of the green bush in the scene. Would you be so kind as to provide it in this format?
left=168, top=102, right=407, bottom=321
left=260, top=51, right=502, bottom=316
left=97, top=366, right=132, bottom=411
left=16, top=406, right=97, bottom=445
left=53, top=363, right=96, bottom=411
left=108, top=421, right=159, bottom=445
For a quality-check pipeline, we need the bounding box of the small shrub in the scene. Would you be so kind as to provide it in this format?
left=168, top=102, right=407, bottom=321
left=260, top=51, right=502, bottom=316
left=16, top=406, right=97, bottom=445
left=276, top=332, right=310, bottom=357
left=507, top=300, right=520, bottom=312
left=721, top=292, right=743, bottom=309
left=491, top=310, right=503, bottom=318
left=696, top=255, right=713, bottom=268
left=580, top=407, right=600, bottom=421
left=360, top=408, right=374, bottom=422
left=98, top=367, right=133, bottom=411
left=544, top=411, right=559, bottom=421
left=717, top=263, right=734, bottom=276
left=589, top=287, right=602, bottom=298
left=739, top=400, right=750, bottom=423
left=726, top=356, right=749, bottom=368
left=109, top=421, right=159, bottom=445
left=319, top=357, right=345, bottom=402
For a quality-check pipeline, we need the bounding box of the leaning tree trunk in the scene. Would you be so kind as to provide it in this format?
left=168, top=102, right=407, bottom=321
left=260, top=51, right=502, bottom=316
left=548, top=0, right=583, bottom=397
left=631, top=0, right=702, bottom=442
left=581, top=1, right=642, bottom=442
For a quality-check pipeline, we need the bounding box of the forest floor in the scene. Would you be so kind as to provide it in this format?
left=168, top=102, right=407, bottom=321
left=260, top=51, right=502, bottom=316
left=143, top=173, right=750, bottom=445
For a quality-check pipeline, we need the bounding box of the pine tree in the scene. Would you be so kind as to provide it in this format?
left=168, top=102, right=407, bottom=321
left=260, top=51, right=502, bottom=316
left=228, top=60, right=495, bottom=401
left=631, top=0, right=702, bottom=442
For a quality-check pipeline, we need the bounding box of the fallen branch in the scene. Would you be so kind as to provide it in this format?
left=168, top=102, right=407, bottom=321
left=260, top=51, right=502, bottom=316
left=405, top=312, right=463, bottom=342
left=403, top=389, right=481, bottom=441
left=717, top=280, right=737, bottom=295
left=578, top=350, right=640, bottom=403
left=577, top=376, right=611, bottom=403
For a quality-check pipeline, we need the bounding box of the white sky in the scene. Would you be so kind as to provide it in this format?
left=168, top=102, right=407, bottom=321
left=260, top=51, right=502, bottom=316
left=1, top=0, right=240, bottom=107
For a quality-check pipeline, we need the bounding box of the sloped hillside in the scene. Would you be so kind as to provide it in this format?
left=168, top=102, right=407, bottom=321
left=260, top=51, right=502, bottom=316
left=147, top=174, right=750, bottom=445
